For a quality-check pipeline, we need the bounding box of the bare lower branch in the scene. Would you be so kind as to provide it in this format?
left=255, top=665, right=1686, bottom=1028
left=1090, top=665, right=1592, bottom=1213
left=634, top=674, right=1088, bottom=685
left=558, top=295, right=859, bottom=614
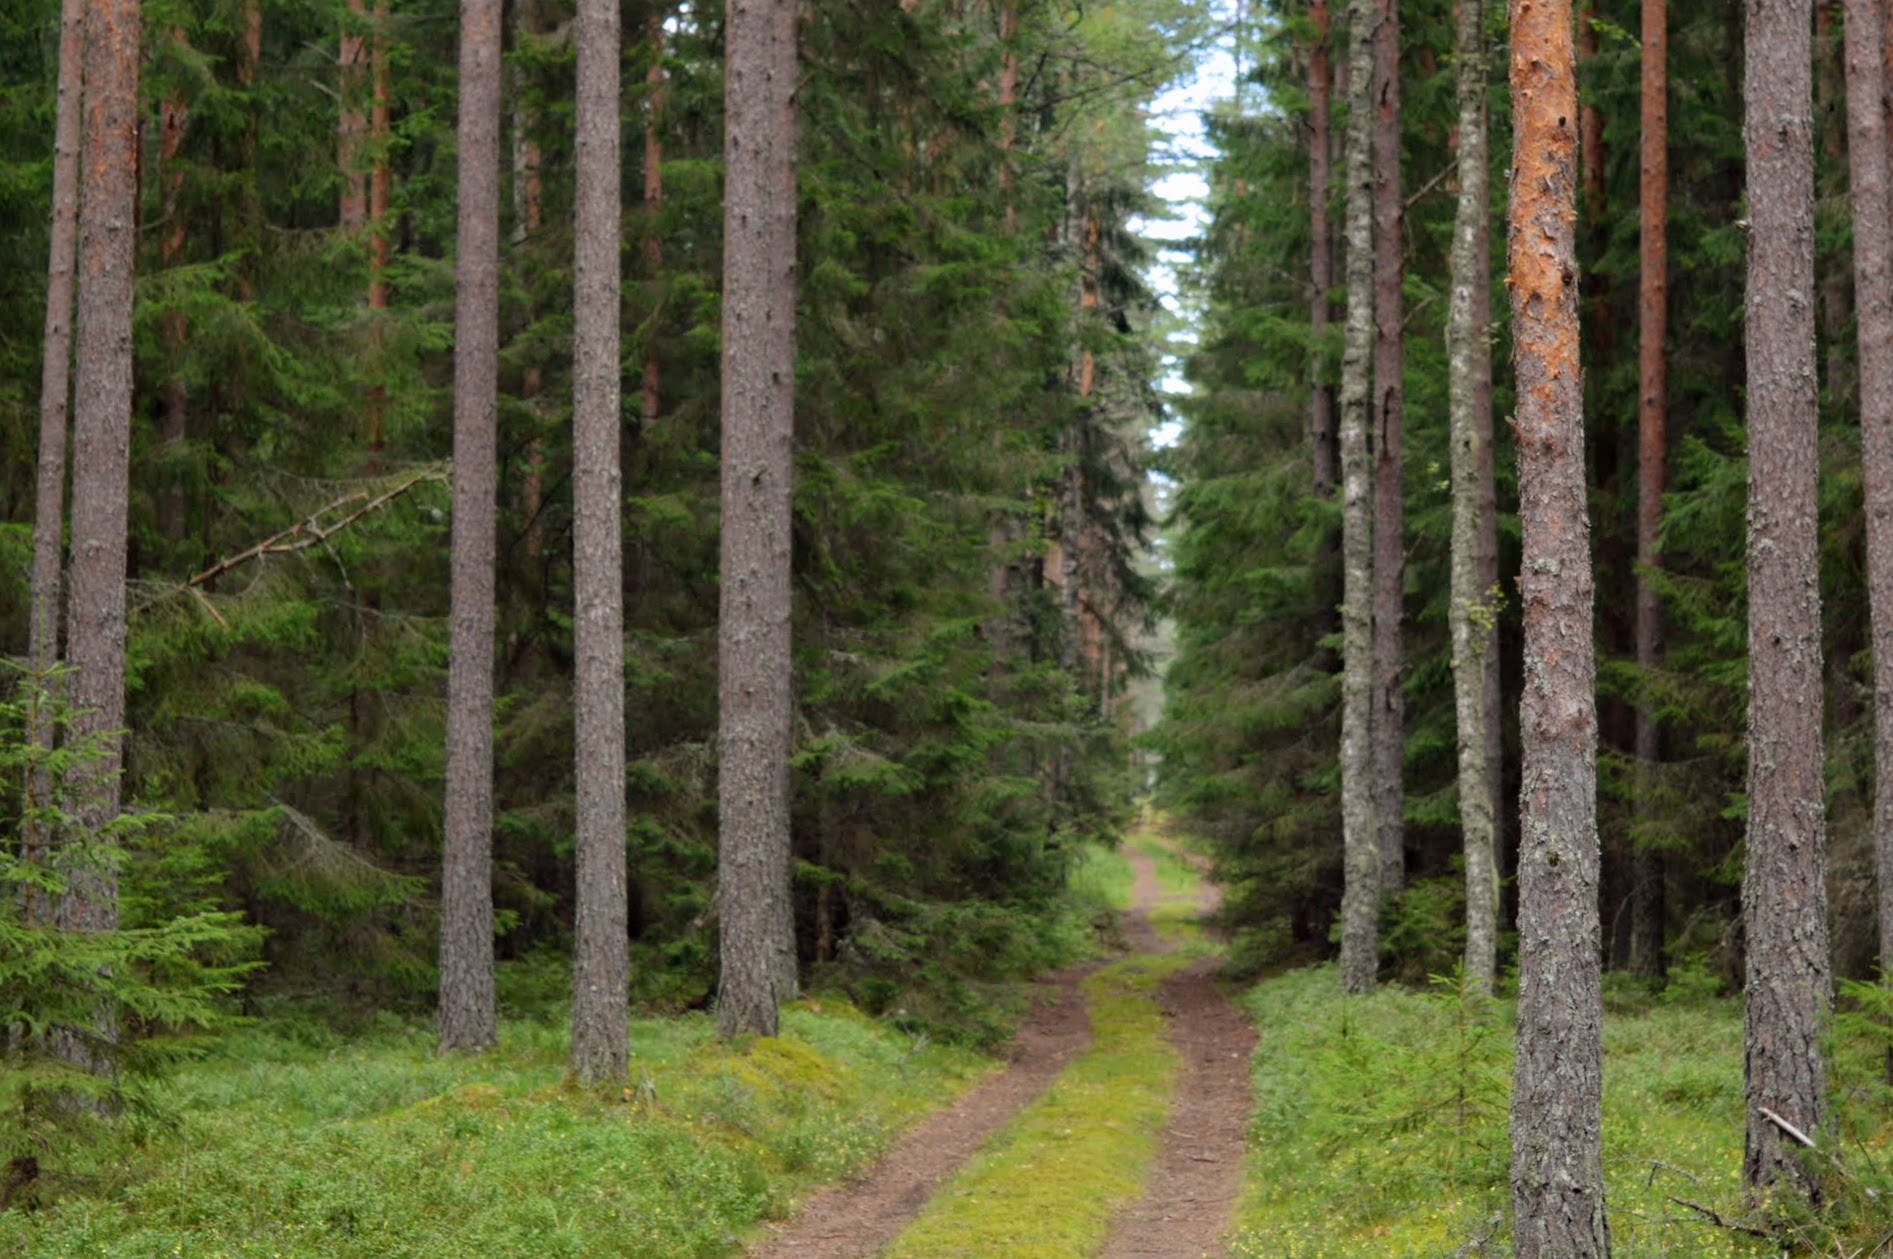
left=138, top=463, right=449, bottom=612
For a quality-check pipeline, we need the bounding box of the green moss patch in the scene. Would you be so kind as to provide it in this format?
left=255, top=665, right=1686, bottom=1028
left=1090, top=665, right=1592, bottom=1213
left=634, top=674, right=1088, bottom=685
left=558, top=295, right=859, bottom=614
left=878, top=951, right=1192, bottom=1259
left=1226, top=967, right=1779, bottom=1259
left=0, top=1001, right=985, bottom=1259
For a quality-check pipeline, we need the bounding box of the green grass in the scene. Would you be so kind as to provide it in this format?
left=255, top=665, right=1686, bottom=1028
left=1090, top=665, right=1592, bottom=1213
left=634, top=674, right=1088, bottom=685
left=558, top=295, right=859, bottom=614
left=0, top=1000, right=986, bottom=1259
left=877, top=951, right=1192, bottom=1259
left=1067, top=841, right=1135, bottom=914
left=1225, top=967, right=1801, bottom=1259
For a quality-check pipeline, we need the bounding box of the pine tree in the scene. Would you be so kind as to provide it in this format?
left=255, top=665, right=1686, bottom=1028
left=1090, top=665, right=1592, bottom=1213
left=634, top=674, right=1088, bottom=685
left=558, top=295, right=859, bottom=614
left=1507, top=0, right=1610, bottom=1250
left=439, top=0, right=502, bottom=1055
left=1308, top=0, right=1337, bottom=495
left=569, top=0, right=628, bottom=1084
left=1742, top=0, right=1830, bottom=1201
left=1630, top=0, right=1669, bottom=984
left=60, top=0, right=143, bottom=1070
left=717, top=0, right=801, bottom=1039
left=23, top=0, right=84, bottom=930
left=1369, top=0, right=1405, bottom=899
left=1338, top=0, right=1381, bottom=995
left=1844, top=0, right=1893, bottom=998
left=1447, top=0, right=1498, bottom=995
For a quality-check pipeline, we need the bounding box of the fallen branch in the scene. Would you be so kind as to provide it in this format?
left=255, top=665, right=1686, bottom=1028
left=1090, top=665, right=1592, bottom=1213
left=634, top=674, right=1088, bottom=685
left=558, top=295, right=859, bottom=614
left=140, top=464, right=449, bottom=612
left=1759, top=1106, right=1817, bottom=1150
left=1665, top=1196, right=1770, bottom=1239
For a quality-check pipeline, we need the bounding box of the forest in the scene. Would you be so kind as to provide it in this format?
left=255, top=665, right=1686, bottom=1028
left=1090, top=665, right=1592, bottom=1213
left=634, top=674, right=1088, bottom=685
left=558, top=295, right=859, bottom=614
left=4, top=0, right=1893, bottom=1252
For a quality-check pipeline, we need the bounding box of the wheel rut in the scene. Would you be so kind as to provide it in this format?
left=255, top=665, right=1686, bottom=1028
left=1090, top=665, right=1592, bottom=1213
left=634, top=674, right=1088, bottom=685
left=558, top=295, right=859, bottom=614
left=742, top=959, right=1103, bottom=1258
left=741, top=832, right=1255, bottom=1259
left=1098, top=843, right=1257, bottom=1259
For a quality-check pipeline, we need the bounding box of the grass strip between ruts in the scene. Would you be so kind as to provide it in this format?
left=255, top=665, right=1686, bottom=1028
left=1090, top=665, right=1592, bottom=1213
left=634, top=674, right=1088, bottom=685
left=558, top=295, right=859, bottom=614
left=876, top=948, right=1193, bottom=1259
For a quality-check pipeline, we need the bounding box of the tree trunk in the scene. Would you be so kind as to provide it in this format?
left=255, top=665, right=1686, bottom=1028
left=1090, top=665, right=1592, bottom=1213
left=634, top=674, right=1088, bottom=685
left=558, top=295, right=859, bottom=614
left=1448, top=0, right=1497, bottom=996
left=369, top=2, right=390, bottom=314
left=1507, top=0, right=1610, bottom=1252
left=24, top=0, right=86, bottom=929
left=438, top=0, right=502, bottom=1055
left=1370, top=0, right=1405, bottom=898
left=1631, top=0, right=1670, bottom=985
left=570, top=0, right=627, bottom=1084
left=641, top=12, right=665, bottom=435
left=157, top=28, right=188, bottom=545
left=717, top=0, right=801, bottom=1039
left=1743, top=0, right=1831, bottom=1201
left=1846, top=0, right=1893, bottom=1020
left=339, top=0, right=368, bottom=231
left=60, top=0, right=142, bottom=1067
left=1576, top=0, right=1611, bottom=356
left=1309, top=0, right=1337, bottom=496
left=1338, top=0, right=1380, bottom=995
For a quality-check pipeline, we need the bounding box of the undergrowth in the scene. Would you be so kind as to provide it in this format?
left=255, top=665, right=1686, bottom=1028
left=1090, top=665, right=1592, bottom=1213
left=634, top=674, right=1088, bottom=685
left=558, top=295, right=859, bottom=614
left=0, top=994, right=984, bottom=1258
left=1226, top=966, right=1820, bottom=1259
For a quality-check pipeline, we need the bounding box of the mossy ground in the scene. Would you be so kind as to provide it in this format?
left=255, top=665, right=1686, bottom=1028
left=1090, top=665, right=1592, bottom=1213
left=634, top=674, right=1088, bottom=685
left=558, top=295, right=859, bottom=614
left=1225, top=966, right=1893, bottom=1259
left=877, top=950, right=1193, bottom=1259
left=876, top=832, right=1217, bottom=1258
left=0, top=1000, right=985, bottom=1259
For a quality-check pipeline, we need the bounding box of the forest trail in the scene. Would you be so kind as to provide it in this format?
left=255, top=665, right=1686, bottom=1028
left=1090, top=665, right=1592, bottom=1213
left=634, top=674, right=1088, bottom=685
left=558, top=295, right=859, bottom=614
left=1097, top=840, right=1256, bottom=1259
left=742, top=832, right=1256, bottom=1259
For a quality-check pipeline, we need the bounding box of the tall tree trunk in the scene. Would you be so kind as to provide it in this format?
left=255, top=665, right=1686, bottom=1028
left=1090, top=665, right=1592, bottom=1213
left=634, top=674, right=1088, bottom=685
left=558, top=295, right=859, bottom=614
left=339, top=0, right=368, bottom=231
left=1473, top=29, right=1503, bottom=983
left=570, top=0, right=627, bottom=1084
left=1576, top=0, right=1611, bottom=356
left=641, top=12, right=665, bottom=435
left=369, top=3, right=390, bottom=315
left=60, top=0, right=143, bottom=1068
left=157, top=28, right=188, bottom=545
left=987, top=0, right=1020, bottom=679
left=1631, top=0, right=1670, bottom=984
left=1370, top=0, right=1405, bottom=898
left=1743, top=0, right=1831, bottom=1201
left=1338, top=0, right=1380, bottom=995
left=1507, top=0, right=1609, bottom=1252
left=717, top=0, right=801, bottom=1039
left=1309, top=0, right=1337, bottom=496
left=1847, top=0, right=1893, bottom=1021
left=24, top=0, right=86, bottom=929
left=1448, top=0, right=1497, bottom=996
left=438, top=0, right=503, bottom=1055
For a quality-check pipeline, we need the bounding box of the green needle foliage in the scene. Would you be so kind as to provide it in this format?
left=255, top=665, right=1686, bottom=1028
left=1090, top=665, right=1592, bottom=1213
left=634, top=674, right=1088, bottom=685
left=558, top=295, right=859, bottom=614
left=1, top=669, right=264, bottom=1186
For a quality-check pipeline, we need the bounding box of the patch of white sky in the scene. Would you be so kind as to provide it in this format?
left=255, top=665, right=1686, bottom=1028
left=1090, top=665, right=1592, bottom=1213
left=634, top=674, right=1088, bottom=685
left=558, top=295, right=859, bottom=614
left=1130, top=1, right=1252, bottom=449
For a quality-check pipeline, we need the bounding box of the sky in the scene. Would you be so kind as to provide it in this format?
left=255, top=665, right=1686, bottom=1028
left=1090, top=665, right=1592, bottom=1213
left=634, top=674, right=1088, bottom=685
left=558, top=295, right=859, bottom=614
left=1129, top=12, right=1243, bottom=446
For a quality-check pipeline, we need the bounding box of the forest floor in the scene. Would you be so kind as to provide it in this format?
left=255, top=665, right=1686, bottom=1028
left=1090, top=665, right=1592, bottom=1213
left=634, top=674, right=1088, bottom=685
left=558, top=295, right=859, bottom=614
left=744, top=830, right=1256, bottom=1259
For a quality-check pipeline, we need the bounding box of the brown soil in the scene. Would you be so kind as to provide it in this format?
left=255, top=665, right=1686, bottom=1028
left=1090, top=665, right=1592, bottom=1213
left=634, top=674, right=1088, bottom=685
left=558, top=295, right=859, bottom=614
left=742, top=836, right=1257, bottom=1259
left=1099, top=844, right=1257, bottom=1259
left=742, top=958, right=1103, bottom=1258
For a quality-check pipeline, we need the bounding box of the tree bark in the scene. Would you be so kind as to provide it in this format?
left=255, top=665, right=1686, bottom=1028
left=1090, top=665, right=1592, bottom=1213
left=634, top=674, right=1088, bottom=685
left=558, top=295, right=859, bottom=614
left=1309, top=0, right=1337, bottom=496
left=641, top=12, right=665, bottom=435
left=1448, top=0, right=1497, bottom=996
left=1743, top=0, right=1831, bottom=1201
left=1507, top=0, right=1609, bottom=1252
left=438, top=0, right=502, bottom=1055
left=60, top=0, right=142, bottom=1069
left=717, top=0, right=801, bottom=1039
left=1370, top=0, right=1405, bottom=898
left=24, top=0, right=87, bottom=929
left=339, top=0, right=368, bottom=231
left=570, top=0, right=628, bottom=1084
left=1845, top=0, right=1893, bottom=1013
left=1338, top=0, right=1380, bottom=995
left=1631, top=0, right=1670, bottom=985
left=157, top=28, right=188, bottom=545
